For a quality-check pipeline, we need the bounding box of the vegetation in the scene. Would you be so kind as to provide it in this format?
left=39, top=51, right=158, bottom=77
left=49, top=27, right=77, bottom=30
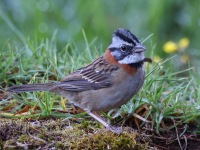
left=0, top=0, right=200, bottom=149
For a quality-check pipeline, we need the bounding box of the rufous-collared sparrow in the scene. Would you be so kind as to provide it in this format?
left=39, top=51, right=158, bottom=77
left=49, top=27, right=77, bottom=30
left=7, top=28, right=151, bottom=129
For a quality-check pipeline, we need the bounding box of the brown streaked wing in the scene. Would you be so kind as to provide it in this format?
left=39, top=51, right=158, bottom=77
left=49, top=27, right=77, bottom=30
left=56, top=56, right=119, bottom=92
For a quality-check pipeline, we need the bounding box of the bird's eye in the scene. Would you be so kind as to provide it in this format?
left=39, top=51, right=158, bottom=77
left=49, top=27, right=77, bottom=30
left=121, top=45, right=127, bottom=52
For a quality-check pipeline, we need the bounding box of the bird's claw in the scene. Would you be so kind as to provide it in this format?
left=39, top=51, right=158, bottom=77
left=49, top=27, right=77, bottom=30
left=105, top=125, right=123, bottom=134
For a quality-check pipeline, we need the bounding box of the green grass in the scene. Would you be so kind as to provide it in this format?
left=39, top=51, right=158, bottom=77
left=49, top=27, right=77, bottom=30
left=119, top=59, right=197, bottom=132
left=0, top=1, right=200, bottom=149
left=1, top=33, right=200, bottom=136
left=0, top=32, right=102, bottom=119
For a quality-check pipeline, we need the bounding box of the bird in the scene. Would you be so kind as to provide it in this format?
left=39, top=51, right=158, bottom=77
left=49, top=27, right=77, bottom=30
left=7, top=28, right=151, bottom=130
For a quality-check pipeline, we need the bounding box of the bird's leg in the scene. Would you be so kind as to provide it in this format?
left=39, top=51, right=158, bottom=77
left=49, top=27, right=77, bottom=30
left=87, top=111, right=122, bottom=134
left=87, top=111, right=110, bottom=128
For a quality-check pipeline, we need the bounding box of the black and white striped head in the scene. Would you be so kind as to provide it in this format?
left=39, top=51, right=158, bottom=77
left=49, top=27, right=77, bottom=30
left=108, top=28, right=145, bottom=64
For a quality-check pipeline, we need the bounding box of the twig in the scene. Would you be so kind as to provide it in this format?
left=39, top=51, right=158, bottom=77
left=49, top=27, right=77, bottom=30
left=28, top=132, right=47, bottom=144
left=150, top=143, right=168, bottom=150
left=16, top=142, right=28, bottom=150
left=183, top=135, right=188, bottom=150
left=133, top=113, right=151, bottom=123
left=172, top=118, right=184, bottom=150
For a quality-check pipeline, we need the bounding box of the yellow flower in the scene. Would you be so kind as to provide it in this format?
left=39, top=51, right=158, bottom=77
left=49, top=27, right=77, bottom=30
left=163, top=41, right=178, bottom=53
left=153, top=55, right=161, bottom=63
left=178, top=38, right=190, bottom=49
left=180, top=54, right=189, bottom=64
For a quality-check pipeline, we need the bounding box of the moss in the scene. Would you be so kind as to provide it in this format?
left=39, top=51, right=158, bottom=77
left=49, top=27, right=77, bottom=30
left=0, top=118, right=149, bottom=149
left=70, top=128, right=148, bottom=150
left=17, top=134, right=30, bottom=142
left=3, top=139, right=16, bottom=150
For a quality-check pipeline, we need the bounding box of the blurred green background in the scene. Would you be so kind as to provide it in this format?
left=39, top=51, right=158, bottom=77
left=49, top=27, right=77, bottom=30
left=0, top=0, right=200, bottom=73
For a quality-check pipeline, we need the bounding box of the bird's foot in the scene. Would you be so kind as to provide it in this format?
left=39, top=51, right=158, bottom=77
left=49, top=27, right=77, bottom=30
left=105, top=125, right=123, bottom=134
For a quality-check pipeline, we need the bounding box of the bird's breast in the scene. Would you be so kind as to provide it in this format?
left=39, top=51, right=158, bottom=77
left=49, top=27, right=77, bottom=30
left=77, top=66, right=145, bottom=112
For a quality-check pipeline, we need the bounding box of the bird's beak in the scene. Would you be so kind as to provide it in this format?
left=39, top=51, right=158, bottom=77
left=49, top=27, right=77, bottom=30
left=134, top=43, right=146, bottom=53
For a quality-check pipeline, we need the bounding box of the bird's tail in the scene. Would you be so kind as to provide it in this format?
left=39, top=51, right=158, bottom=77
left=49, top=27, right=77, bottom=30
left=7, top=83, right=54, bottom=93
